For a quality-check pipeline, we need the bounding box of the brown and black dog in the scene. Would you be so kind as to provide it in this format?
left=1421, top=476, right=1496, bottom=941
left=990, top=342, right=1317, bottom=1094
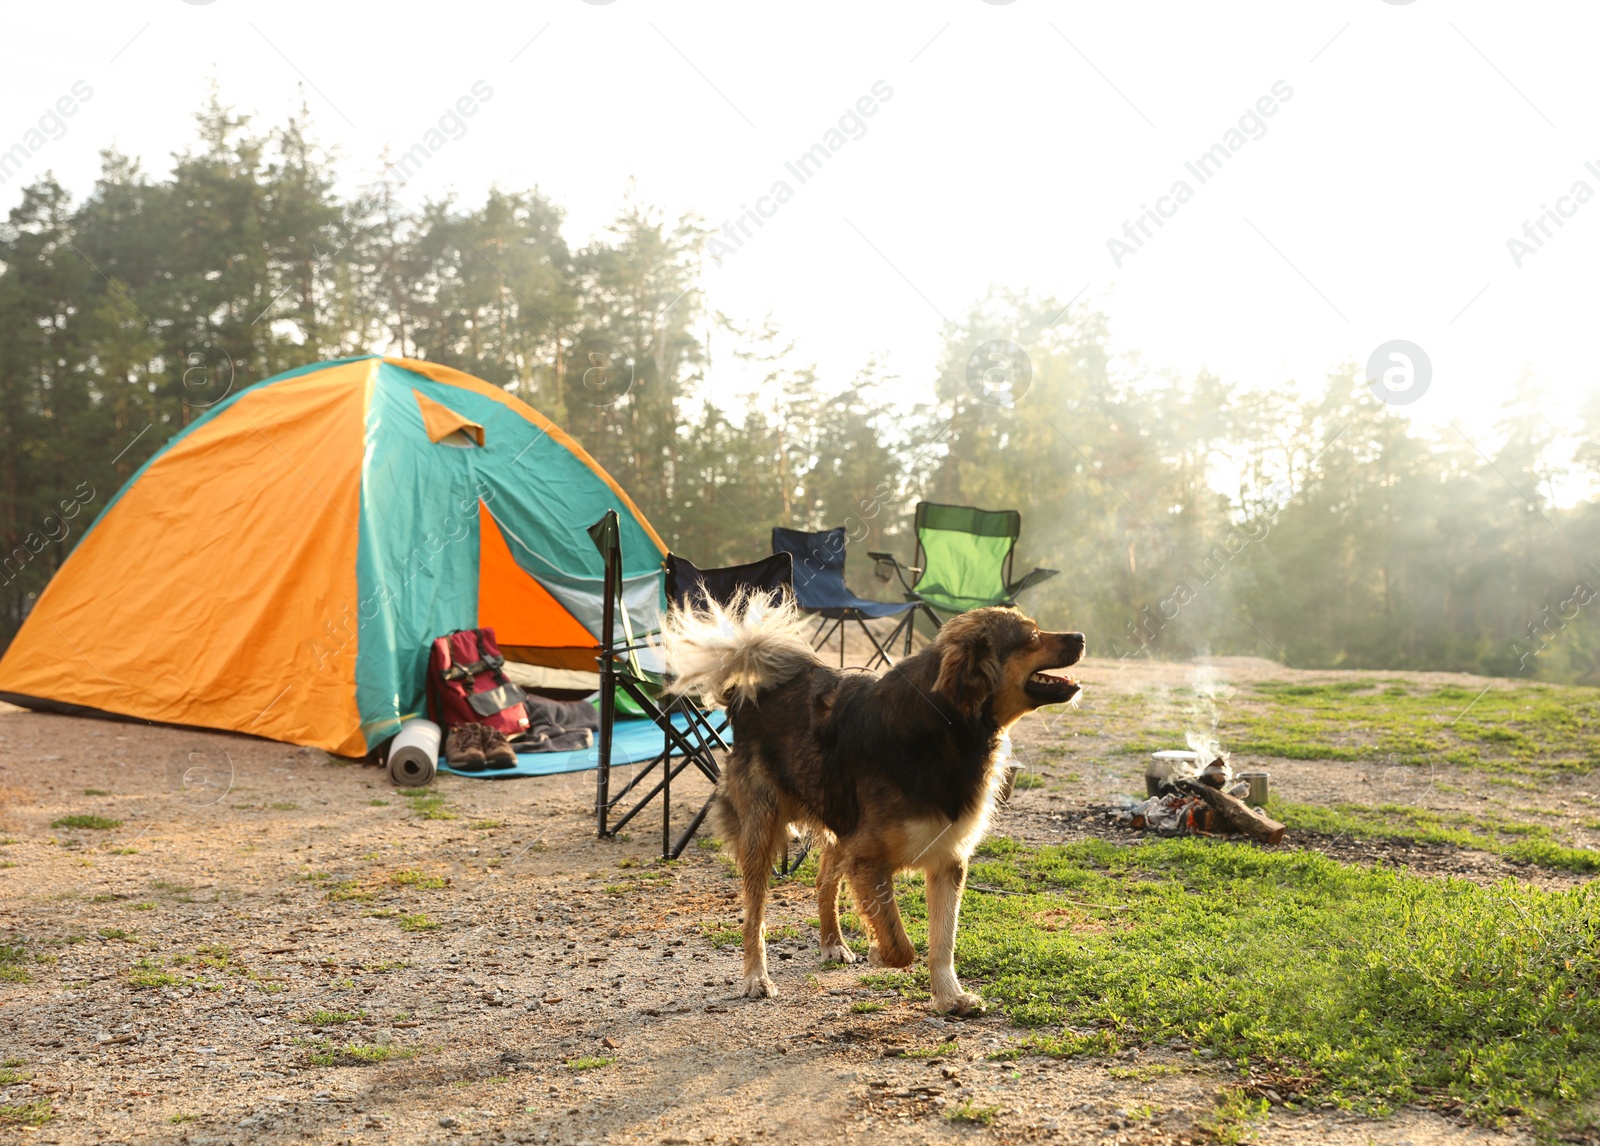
left=663, top=596, right=1084, bottom=1014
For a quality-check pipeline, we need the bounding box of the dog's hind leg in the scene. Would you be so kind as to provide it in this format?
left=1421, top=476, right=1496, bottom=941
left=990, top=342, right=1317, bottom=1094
left=732, top=791, right=783, bottom=999
left=816, top=843, right=855, bottom=965
left=849, top=860, right=915, bottom=969
left=926, top=858, right=983, bottom=1015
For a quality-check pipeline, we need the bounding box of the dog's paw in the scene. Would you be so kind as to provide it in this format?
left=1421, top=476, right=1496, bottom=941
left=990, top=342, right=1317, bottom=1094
left=740, top=973, right=777, bottom=1000
left=867, top=943, right=915, bottom=969
left=819, top=942, right=856, bottom=965
left=931, top=991, right=985, bottom=1017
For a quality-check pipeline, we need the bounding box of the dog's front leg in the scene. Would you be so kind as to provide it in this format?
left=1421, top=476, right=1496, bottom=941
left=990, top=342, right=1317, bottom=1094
left=926, top=858, right=983, bottom=1015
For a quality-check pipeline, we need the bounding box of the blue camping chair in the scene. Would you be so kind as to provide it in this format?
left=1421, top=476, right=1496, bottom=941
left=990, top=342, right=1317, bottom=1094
left=772, top=526, right=915, bottom=669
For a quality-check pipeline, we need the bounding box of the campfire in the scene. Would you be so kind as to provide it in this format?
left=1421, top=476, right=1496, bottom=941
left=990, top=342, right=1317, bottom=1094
left=1114, top=737, right=1285, bottom=845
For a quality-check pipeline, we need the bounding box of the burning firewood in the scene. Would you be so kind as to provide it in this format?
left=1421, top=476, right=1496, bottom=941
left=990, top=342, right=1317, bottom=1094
left=1174, top=777, right=1286, bottom=845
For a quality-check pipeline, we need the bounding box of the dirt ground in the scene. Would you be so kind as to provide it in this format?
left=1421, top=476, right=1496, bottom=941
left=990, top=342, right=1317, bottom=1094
left=0, top=647, right=1586, bottom=1146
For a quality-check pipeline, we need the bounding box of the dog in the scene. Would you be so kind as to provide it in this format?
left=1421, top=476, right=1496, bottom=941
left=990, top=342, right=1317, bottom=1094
left=662, top=595, right=1084, bottom=1014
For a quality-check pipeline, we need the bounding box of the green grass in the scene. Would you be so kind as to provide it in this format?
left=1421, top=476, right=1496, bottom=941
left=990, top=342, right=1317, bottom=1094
left=194, top=943, right=233, bottom=969
left=565, top=1055, right=614, bottom=1071
left=1504, top=838, right=1600, bottom=873
left=127, top=958, right=180, bottom=989
left=1010, top=771, right=1047, bottom=790
left=1205, top=1088, right=1270, bottom=1144
left=699, top=921, right=742, bottom=948
left=945, top=1101, right=1000, bottom=1125
left=0, top=1069, right=28, bottom=1085
left=270, top=802, right=300, bottom=811
left=297, top=1037, right=414, bottom=1067
left=325, top=880, right=375, bottom=903
left=168, top=1113, right=199, bottom=1124
left=849, top=1001, right=885, bottom=1014
left=1272, top=800, right=1600, bottom=872
left=0, top=944, right=32, bottom=984
left=989, top=1029, right=1118, bottom=1060
left=400, top=787, right=455, bottom=820
left=397, top=913, right=438, bottom=932
left=0, top=1098, right=53, bottom=1128
left=900, top=837, right=1600, bottom=1135
left=892, top=1038, right=956, bottom=1059
left=389, top=870, right=447, bottom=889
left=83, top=789, right=111, bottom=796
left=50, top=814, right=121, bottom=830
left=1226, top=681, right=1600, bottom=779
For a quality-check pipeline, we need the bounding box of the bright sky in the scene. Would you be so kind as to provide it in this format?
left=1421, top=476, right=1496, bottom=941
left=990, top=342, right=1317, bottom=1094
left=4, top=0, right=1598, bottom=448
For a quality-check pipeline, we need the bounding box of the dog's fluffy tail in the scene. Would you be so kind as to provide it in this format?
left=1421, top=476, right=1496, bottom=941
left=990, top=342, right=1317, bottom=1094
left=660, top=590, right=819, bottom=708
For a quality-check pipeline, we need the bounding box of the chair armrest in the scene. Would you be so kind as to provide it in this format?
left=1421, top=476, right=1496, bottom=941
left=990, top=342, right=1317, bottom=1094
left=1007, top=567, right=1060, bottom=597
left=869, top=552, right=920, bottom=594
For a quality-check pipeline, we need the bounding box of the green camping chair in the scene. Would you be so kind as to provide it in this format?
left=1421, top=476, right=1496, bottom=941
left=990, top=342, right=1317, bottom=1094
left=870, top=501, right=1059, bottom=655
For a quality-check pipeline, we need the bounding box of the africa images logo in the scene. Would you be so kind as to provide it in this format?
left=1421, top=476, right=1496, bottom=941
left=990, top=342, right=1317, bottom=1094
left=1365, top=340, right=1431, bottom=406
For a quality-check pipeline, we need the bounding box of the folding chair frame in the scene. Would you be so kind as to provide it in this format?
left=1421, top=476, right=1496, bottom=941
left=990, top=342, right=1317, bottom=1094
left=590, top=516, right=814, bottom=875
left=806, top=612, right=902, bottom=670
left=591, top=514, right=725, bottom=860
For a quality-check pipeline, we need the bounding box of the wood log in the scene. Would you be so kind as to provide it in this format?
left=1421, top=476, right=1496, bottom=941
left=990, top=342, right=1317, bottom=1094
left=1175, top=778, right=1286, bottom=845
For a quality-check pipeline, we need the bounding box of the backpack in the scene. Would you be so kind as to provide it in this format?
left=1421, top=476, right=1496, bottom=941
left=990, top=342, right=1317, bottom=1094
left=425, top=627, right=531, bottom=737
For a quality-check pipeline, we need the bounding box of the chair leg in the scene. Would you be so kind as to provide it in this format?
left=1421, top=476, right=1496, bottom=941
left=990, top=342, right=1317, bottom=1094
left=855, top=616, right=897, bottom=670
left=772, top=830, right=812, bottom=880
left=599, top=683, right=724, bottom=856
left=596, top=666, right=616, bottom=838
left=670, top=791, right=716, bottom=860
left=878, top=611, right=914, bottom=661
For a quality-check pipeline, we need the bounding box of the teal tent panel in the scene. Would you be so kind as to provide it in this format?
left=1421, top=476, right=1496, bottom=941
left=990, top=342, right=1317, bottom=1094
left=353, top=365, right=484, bottom=747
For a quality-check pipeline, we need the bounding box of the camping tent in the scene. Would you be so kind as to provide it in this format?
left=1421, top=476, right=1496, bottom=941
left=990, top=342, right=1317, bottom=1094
left=0, top=356, right=667, bottom=757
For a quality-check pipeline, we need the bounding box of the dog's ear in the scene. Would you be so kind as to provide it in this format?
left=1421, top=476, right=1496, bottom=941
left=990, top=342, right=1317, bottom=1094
left=934, top=629, right=1002, bottom=718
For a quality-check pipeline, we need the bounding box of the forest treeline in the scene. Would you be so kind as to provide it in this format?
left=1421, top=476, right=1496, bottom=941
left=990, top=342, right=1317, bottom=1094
left=4, top=101, right=1599, bottom=684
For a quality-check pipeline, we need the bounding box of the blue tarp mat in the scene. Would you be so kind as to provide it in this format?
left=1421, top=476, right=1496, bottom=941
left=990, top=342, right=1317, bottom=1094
left=437, top=712, right=726, bottom=780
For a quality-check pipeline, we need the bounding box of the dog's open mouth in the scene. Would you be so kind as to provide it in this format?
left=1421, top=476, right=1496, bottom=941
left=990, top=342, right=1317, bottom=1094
left=1024, top=668, right=1081, bottom=700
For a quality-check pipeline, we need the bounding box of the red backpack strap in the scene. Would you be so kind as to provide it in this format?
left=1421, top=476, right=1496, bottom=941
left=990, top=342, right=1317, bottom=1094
left=425, top=634, right=453, bottom=724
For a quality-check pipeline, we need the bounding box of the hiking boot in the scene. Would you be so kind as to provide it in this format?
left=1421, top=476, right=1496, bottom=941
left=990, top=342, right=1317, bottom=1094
left=446, top=724, right=487, bottom=772
left=483, top=728, right=518, bottom=769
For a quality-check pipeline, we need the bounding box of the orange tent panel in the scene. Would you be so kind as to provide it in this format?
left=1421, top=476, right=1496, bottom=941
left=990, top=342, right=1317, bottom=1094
left=476, top=502, right=596, bottom=650
left=0, top=361, right=371, bottom=756
left=413, top=388, right=485, bottom=446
